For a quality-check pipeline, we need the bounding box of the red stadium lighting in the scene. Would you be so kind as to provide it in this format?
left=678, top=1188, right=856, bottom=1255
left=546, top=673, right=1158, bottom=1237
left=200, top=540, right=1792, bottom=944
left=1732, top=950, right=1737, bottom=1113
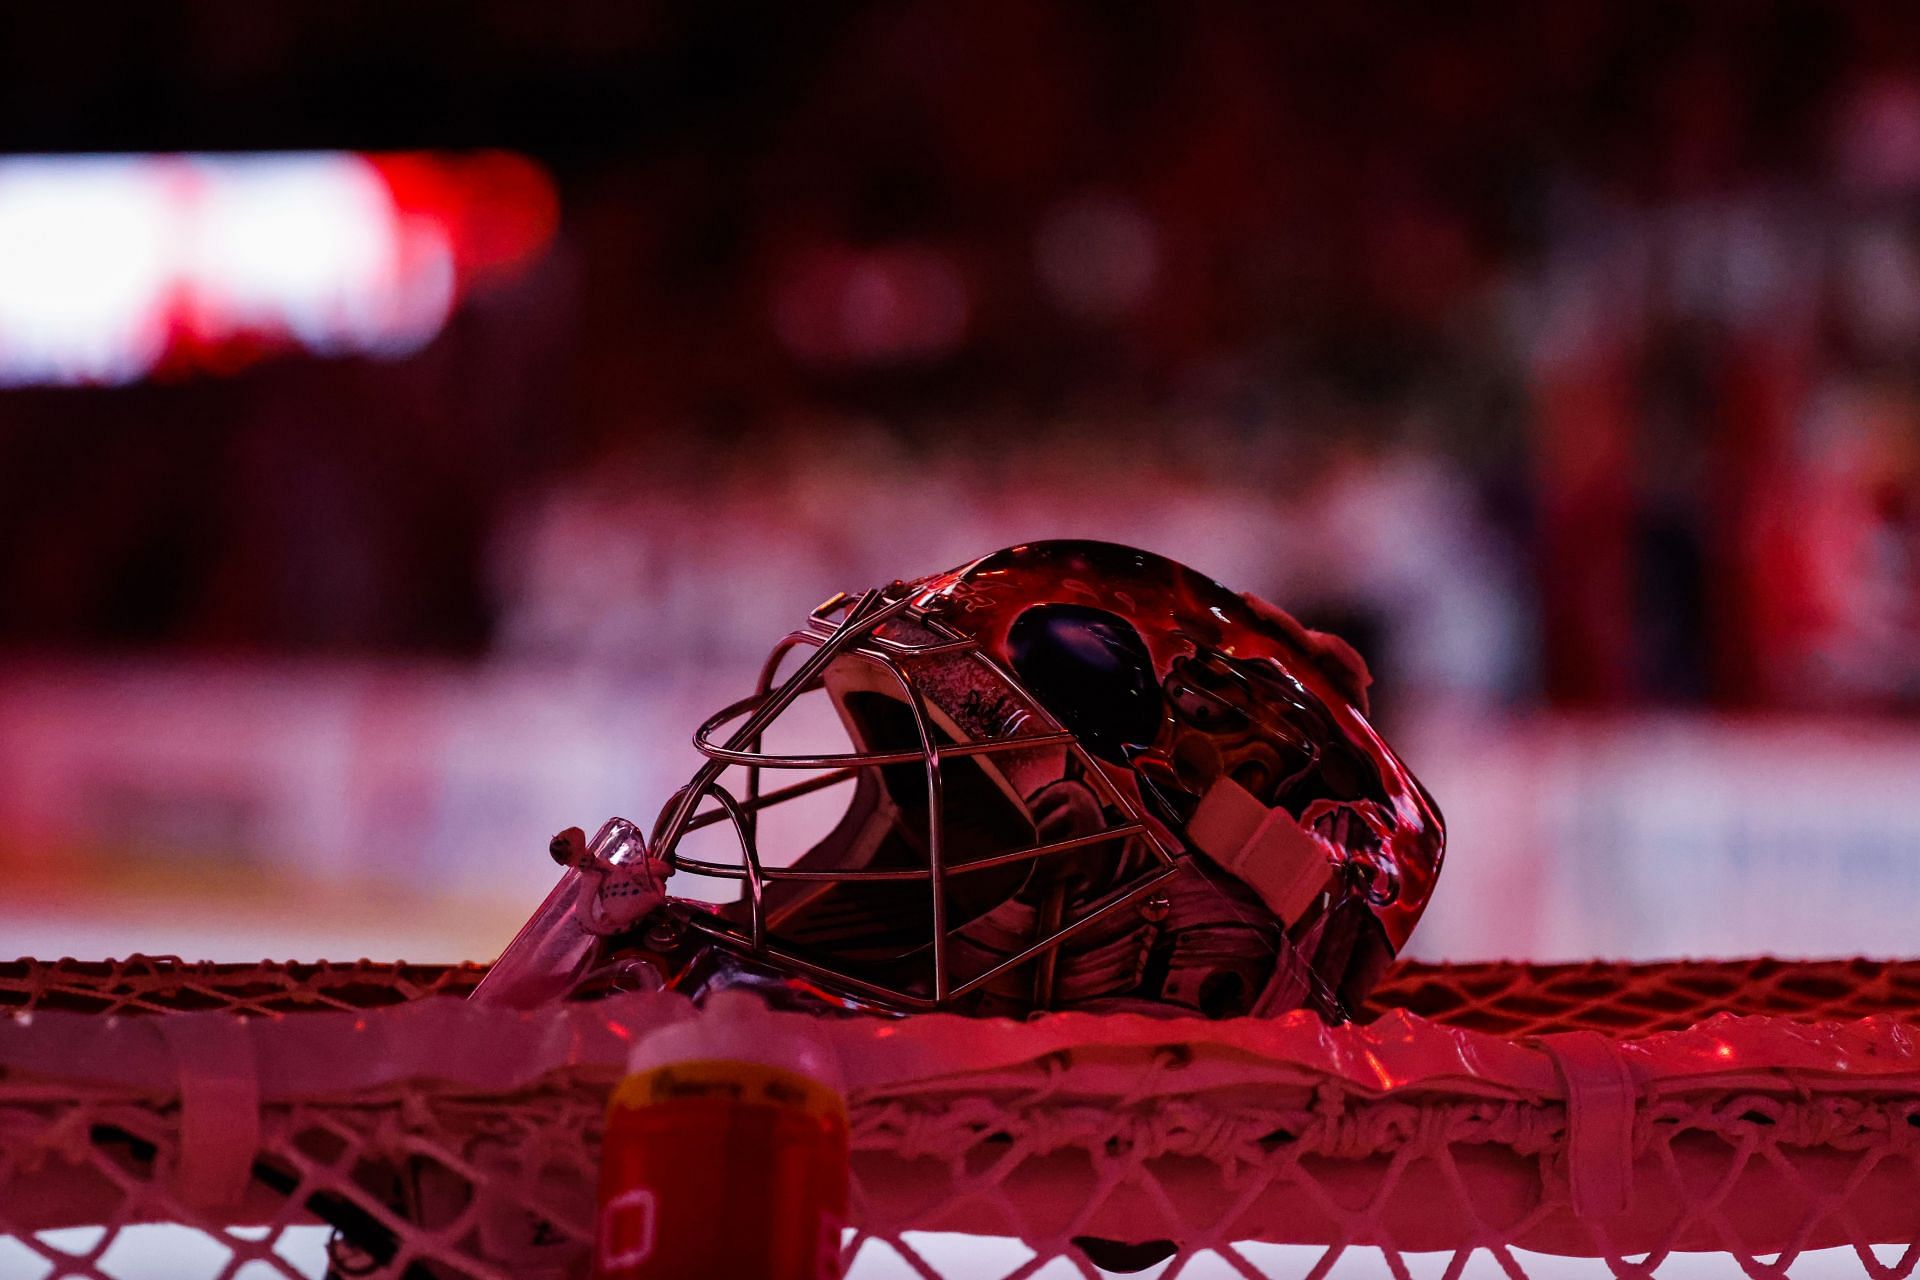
left=0, top=151, right=558, bottom=387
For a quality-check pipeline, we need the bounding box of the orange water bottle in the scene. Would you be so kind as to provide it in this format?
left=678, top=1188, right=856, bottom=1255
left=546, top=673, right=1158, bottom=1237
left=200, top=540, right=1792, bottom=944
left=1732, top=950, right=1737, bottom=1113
left=596, top=992, right=849, bottom=1280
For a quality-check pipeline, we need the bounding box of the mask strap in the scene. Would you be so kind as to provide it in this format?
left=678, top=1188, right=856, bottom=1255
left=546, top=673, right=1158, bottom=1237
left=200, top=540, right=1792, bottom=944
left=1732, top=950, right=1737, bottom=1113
left=1185, top=776, right=1334, bottom=927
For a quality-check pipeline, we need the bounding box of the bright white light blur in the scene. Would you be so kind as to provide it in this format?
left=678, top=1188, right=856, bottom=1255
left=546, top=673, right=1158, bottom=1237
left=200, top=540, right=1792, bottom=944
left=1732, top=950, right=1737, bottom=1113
left=0, top=157, right=176, bottom=386
left=185, top=154, right=454, bottom=359
left=0, top=153, right=458, bottom=387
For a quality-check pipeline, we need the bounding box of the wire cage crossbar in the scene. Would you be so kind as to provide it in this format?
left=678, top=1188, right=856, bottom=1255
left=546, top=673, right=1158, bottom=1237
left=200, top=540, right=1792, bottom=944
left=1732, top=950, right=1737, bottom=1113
left=650, top=585, right=1182, bottom=1008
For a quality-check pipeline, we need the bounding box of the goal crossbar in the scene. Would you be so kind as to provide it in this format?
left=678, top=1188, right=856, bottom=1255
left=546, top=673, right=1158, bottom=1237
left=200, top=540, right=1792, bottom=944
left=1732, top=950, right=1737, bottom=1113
left=0, top=956, right=1915, bottom=1278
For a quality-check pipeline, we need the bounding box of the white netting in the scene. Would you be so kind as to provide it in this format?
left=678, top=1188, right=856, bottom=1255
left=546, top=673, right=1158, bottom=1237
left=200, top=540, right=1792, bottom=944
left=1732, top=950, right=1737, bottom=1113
left=1, top=957, right=1916, bottom=1279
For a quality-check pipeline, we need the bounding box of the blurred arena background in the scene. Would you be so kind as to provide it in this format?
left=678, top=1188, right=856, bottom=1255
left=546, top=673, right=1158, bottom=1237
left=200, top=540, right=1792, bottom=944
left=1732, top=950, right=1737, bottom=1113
left=2, top=2, right=1918, bottom=969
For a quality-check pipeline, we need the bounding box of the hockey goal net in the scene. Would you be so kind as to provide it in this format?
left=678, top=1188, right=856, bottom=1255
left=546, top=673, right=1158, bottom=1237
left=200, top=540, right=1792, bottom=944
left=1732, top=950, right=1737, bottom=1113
left=0, top=955, right=1915, bottom=1279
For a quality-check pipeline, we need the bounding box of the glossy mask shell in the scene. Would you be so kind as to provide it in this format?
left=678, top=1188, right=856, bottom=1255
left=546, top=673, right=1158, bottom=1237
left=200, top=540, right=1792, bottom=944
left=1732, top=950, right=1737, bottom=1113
left=906, top=541, right=1443, bottom=953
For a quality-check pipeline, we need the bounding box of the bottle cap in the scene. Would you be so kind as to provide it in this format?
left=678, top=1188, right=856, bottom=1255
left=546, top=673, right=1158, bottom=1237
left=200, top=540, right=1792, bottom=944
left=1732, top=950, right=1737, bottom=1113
left=627, top=991, right=843, bottom=1089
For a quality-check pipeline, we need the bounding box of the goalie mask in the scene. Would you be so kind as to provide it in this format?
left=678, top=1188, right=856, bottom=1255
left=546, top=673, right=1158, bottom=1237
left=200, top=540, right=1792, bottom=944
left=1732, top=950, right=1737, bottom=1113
left=475, top=540, right=1444, bottom=1022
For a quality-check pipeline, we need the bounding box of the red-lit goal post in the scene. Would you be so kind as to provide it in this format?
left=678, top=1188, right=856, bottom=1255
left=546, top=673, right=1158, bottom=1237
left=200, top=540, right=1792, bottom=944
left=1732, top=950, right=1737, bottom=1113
left=0, top=956, right=1915, bottom=1279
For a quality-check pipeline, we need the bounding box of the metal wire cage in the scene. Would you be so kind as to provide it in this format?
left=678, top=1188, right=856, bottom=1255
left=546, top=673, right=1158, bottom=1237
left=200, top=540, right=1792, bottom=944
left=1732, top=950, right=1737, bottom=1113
left=642, top=585, right=1187, bottom=1011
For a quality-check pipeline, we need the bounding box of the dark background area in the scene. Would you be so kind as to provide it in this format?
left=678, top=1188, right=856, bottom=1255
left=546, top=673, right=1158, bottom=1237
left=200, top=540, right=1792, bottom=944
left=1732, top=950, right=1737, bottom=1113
left=3, top=1, right=1913, bottom=718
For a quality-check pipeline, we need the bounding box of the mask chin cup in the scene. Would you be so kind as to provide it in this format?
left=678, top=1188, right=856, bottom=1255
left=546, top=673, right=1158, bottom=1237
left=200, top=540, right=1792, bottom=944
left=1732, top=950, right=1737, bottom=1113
left=476, top=818, right=663, bottom=1009
left=470, top=867, right=603, bottom=1010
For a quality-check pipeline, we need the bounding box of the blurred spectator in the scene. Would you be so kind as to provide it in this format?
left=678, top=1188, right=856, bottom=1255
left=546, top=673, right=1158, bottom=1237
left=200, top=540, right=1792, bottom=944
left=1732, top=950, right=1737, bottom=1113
left=2, top=1, right=1920, bottom=717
